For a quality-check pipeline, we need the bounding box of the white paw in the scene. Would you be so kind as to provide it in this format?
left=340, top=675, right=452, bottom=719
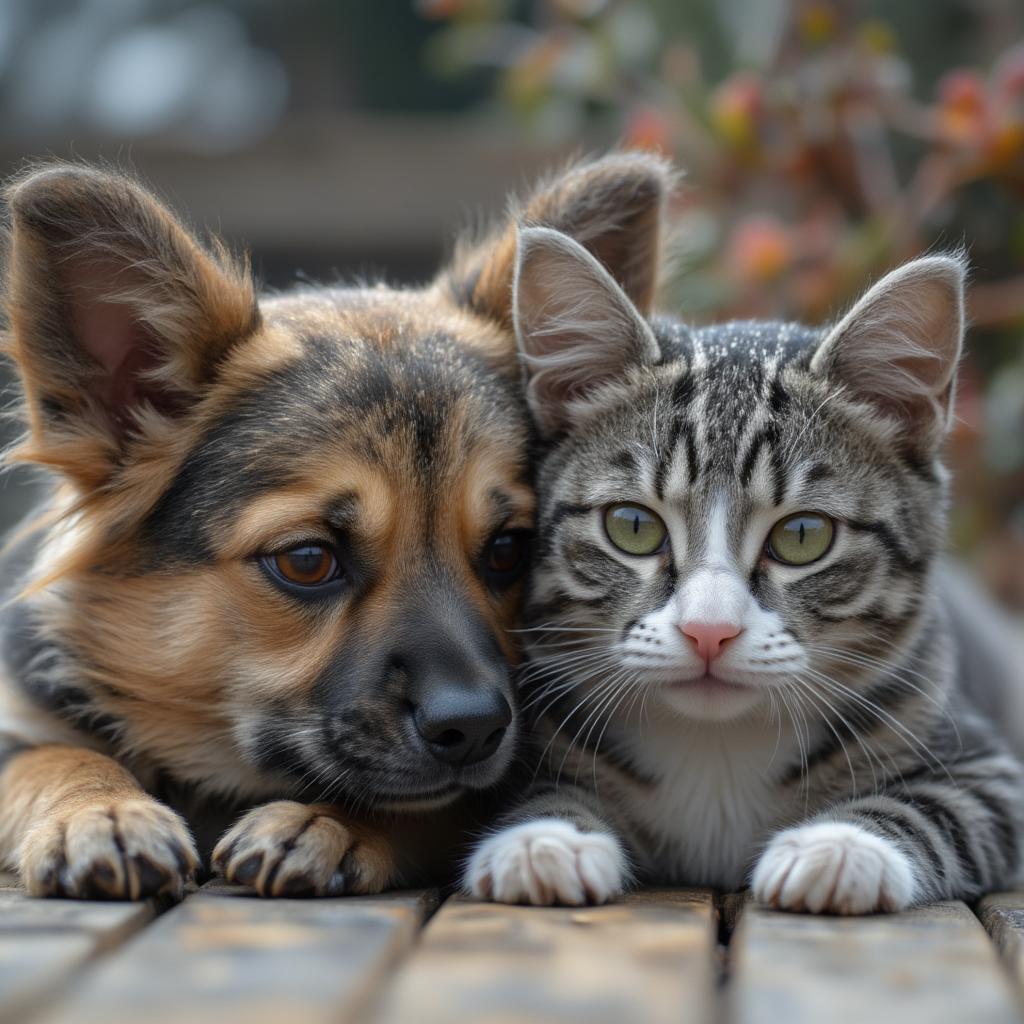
left=752, top=822, right=917, bottom=915
left=465, top=819, right=625, bottom=906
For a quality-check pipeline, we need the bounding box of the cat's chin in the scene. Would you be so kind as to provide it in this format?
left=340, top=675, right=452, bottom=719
left=658, top=673, right=764, bottom=722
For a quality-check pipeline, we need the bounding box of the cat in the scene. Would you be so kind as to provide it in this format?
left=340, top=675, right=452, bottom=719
left=464, top=223, right=1024, bottom=913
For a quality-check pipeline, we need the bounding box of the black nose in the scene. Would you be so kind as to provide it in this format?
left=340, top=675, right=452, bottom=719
left=413, top=688, right=512, bottom=766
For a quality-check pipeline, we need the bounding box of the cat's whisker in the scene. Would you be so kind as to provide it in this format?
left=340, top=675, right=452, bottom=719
left=786, top=674, right=877, bottom=796
left=558, top=670, right=632, bottom=784
left=805, top=642, right=963, bottom=750
left=537, top=674, right=625, bottom=785
left=801, top=668, right=954, bottom=784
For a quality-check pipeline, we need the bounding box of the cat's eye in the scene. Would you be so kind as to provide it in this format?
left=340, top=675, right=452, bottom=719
left=482, top=530, right=530, bottom=589
left=263, top=544, right=341, bottom=588
left=604, top=504, right=667, bottom=556
left=766, top=513, right=834, bottom=566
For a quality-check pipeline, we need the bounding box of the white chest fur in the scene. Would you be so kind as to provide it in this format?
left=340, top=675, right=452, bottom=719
left=621, top=719, right=799, bottom=888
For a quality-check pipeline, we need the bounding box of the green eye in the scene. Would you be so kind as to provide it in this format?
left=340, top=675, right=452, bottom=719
left=604, top=504, right=667, bottom=556
left=767, top=513, right=834, bottom=566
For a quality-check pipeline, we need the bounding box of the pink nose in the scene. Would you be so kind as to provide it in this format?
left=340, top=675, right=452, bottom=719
left=678, top=621, right=742, bottom=662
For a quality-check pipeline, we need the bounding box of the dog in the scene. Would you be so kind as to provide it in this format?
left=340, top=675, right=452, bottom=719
left=0, top=153, right=672, bottom=899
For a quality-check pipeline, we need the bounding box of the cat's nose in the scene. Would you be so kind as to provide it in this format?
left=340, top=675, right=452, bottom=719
left=678, top=621, right=742, bottom=662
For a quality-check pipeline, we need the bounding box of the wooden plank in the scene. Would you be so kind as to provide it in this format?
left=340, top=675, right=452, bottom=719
left=978, top=889, right=1024, bottom=991
left=371, top=890, right=718, bottom=1024
left=34, top=883, right=435, bottom=1024
left=729, top=900, right=1024, bottom=1024
left=0, top=884, right=156, bottom=1024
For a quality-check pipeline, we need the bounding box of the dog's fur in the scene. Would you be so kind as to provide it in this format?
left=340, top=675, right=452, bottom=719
left=0, top=154, right=673, bottom=899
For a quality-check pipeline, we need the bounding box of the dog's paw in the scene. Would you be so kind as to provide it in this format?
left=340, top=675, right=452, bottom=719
left=21, top=798, right=198, bottom=900
left=212, top=801, right=395, bottom=897
left=465, top=819, right=625, bottom=906
left=751, top=822, right=916, bottom=915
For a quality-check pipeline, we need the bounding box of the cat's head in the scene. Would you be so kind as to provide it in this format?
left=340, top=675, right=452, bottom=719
left=514, top=226, right=964, bottom=724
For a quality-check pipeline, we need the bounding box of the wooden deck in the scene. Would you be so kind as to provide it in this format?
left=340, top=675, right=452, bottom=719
left=2, top=873, right=1023, bottom=1023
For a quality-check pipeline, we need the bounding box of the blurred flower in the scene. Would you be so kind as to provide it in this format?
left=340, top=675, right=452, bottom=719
left=727, top=216, right=793, bottom=283
left=420, top=0, right=1024, bottom=598
left=858, top=18, right=896, bottom=56
left=624, top=105, right=673, bottom=154
left=935, top=68, right=989, bottom=148
left=710, top=71, right=763, bottom=150
left=798, top=2, right=837, bottom=47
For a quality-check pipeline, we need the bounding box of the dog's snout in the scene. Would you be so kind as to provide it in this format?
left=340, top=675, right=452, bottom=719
left=413, top=688, right=512, bottom=766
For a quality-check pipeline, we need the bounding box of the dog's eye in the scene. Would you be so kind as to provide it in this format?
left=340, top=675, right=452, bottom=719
left=483, top=531, right=530, bottom=589
left=264, top=545, right=340, bottom=588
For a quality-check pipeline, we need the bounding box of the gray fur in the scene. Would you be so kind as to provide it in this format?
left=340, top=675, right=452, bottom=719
left=476, top=233, right=1024, bottom=907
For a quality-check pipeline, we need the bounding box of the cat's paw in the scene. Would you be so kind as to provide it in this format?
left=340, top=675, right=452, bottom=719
left=752, top=822, right=916, bottom=915
left=466, top=819, right=625, bottom=906
left=212, top=801, right=396, bottom=897
left=21, top=798, right=197, bottom=900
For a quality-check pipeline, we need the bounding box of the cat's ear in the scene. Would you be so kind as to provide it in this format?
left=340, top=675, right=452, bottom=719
left=5, top=164, right=259, bottom=488
left=810, top=255, right=966, bottom=448
left=444, top=152, right=674, bottom=326
left=514, top=226, right=659, bottom=437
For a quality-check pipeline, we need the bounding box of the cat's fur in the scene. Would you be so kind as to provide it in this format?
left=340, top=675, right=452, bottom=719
left=465, top=222, right=1024, bottom=913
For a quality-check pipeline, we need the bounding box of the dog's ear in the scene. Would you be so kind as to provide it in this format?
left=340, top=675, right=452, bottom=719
left=443, top=152, right=675, bottom=327
left=4, top=164, right=259, bottom=488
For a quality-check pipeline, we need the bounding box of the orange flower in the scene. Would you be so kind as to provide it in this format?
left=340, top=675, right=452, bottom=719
left=727, top=217, right=793, bottom=283
left=624, top=106, right=673, bottom=154
left=936, top=69, right=990, bottom=147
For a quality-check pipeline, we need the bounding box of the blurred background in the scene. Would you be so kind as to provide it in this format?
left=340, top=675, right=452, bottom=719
left=0, top=0, right=1022, bottom=608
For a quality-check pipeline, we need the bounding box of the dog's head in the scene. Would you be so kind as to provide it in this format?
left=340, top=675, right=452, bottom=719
left=2, top=155, right=672, bottom=810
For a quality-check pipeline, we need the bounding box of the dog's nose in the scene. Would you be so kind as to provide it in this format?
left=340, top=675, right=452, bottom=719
left=413, top=688, right=512, bottom=766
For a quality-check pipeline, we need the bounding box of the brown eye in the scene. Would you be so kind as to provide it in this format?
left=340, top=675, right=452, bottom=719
left=483, top=531, right=530, bottom=588
left=268, top=545, right=339, bottom=587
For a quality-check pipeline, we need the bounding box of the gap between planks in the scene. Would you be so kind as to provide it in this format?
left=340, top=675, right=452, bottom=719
left=29, top=881, right=438, bottom=1024
left=8, top=874, right=1024, bottom=1024
left=0, top=873, right=156, bottom=1024
left=979, top=890, right=1024, bottom=998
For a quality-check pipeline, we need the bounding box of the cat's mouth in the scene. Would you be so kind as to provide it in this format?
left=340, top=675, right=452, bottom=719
left=669, top=673, right=754, bottom=694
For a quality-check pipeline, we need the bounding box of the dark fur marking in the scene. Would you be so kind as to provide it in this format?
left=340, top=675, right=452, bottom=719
left=966, top=786, right=1021, bottom=873
left=610, top=450, right=639, bottom=473
left=845, top=519, right=924, bottom=573
left=0, top=732, right=31, bottom=773
left=3, top=603, right=126, bottom=740
left=768, top=375, right=790, bottom=415
left=907, top=791, right=981, bottom=885
left=140, top=333, right=522, bottom=569
left=547, top=502, right=593, bottom=530
left=738, top=426, right=769, bottom=488
left=853, top=806, right=947, bottom=886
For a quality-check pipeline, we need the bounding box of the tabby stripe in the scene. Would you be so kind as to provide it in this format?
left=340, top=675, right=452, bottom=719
left=966, top=785, right=1021, bottom=872
left=845, top=519, right=923, bottom=573
left=852, top=804, right=948, bottom=887
left=546, top=502, right=592, bottom=531
left=907, top=791, right=983, bottom=887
